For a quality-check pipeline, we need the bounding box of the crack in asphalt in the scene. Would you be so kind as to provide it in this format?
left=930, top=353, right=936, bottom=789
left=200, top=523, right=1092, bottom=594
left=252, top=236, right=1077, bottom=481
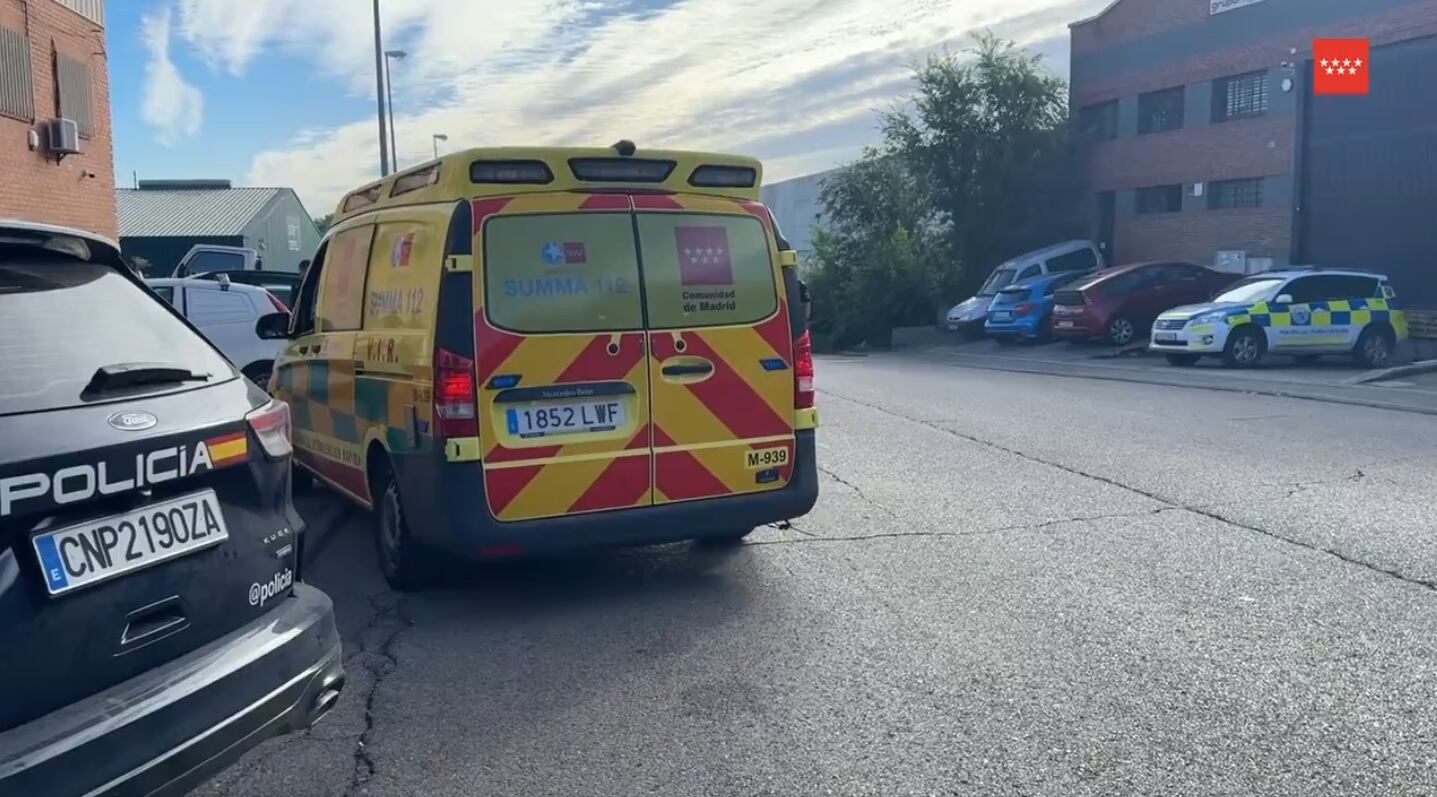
left=817, top=465, right=900, bottom=518
left=341, top=593, right=413, bottom=797
left=819, top=388, right=1437, bottom=593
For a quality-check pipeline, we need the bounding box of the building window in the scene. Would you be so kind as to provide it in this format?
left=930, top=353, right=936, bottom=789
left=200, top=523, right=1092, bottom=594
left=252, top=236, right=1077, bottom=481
left=56, top=0, right=105, bottom=26
left=1213, top=71, right=1268, bottom=122
left=1208, top=178, right=1264, bottom=209
left=0, top=27, right=33, bottom=122
left=1138, top=86, right=1185, bottom=134
left=1079, top=100, right=1118, bottom=142
left=54, top=52, right=94, bottom=138
left=1136, top=185, right=1183, bottom=214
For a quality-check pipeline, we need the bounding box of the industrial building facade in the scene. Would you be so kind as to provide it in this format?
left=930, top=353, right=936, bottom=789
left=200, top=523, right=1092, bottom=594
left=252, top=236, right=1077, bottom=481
left=1071, top=0, right=1437, bottom=307
left=0, top=0, right=114, bottom=238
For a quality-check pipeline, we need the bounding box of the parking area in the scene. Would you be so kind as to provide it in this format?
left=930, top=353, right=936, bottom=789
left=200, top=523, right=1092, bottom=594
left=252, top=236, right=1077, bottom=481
left=893, top=330, right=1437, bottom=415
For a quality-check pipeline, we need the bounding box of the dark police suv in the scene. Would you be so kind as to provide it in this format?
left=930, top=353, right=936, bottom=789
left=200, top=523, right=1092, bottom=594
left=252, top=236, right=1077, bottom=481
left=0, top=221, right=343, bottom=796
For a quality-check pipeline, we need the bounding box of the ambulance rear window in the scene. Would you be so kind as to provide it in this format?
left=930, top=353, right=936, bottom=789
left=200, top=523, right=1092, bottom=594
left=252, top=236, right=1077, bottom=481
left=636, top=213, right=777, bottom=329
left=483, top=213, right=643, bottom=333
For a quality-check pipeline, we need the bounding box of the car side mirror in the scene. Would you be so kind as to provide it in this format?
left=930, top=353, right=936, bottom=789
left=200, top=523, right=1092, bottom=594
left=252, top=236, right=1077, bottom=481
left=255, top=311, right=291, bottom=340
left=1275, top=294, right=1294, bottom=305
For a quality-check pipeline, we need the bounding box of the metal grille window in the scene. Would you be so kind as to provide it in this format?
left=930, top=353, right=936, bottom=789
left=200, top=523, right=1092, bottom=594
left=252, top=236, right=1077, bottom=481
left=1208, top=178, right=1264, bottom=209
left=56, top=0, right=105, bottom=26
left=1213, top=71, right=1268, bottom=121
left=0, top=27, right=32, bottom=122
left=1079, top=100, right=1118, bottom=142
left=1136, top=185, right=1184, bottom=215
left=54, top=53, right=94, bottom=138
left=1138, top=87, right=1185, bottom=134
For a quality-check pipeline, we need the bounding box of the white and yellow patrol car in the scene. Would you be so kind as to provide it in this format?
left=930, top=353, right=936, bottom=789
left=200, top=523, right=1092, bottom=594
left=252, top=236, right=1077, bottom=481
left=1149, top=268, right=1408, bottom=369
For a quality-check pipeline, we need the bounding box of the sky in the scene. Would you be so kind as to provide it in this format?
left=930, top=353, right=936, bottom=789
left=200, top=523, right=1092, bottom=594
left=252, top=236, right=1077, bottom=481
left=108, top=0, right=1107, bottom=220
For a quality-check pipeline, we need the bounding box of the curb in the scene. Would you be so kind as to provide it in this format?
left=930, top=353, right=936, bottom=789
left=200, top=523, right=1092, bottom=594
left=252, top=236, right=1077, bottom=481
left=905, top=351, right=1437, bottom=417
left=1343, top=358, right=1437, bottom=386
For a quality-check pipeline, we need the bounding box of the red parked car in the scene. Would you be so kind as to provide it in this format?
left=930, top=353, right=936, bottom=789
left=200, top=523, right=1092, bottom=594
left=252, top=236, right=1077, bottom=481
left=1051, top=262, right=1237, bottom=346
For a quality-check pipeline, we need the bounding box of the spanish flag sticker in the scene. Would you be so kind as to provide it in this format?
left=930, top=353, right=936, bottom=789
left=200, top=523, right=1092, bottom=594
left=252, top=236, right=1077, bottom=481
left=206, top=432, right=248, bottom=467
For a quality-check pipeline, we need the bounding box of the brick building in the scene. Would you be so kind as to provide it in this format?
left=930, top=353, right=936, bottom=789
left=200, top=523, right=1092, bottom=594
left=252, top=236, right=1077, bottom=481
left=0, top=0, right=115, bottom=238
left=1071, top=0, right=1437, bottom=307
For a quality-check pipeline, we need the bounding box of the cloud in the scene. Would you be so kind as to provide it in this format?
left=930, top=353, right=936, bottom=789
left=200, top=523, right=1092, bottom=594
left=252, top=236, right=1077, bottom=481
left=220, top=0, right=1106, bottom=211
left=140, top=7, right=204, bottom=145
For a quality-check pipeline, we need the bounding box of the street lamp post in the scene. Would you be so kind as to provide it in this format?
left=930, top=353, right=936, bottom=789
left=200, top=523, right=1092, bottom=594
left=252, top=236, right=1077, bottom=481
left=432, top=133, right=448, bottom=160
left=384, top=49, right=407, bottom=168
left=371, top=0, right=388, bottom=175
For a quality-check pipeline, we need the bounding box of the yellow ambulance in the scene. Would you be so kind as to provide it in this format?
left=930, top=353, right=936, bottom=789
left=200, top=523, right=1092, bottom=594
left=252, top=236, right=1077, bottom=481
left=272, top=143, right=819, bottom=588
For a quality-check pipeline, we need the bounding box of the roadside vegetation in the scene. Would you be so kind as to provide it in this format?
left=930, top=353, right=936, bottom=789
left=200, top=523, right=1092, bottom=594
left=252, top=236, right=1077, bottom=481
left=808, top=34, right=1082, bottom=350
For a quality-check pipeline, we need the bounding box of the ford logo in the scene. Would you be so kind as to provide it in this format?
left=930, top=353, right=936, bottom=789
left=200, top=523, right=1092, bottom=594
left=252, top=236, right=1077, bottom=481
left=107, top=411, right=158, bottom=432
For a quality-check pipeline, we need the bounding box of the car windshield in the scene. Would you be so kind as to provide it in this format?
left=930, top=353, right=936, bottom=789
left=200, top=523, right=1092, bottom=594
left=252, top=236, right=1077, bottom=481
left=0, top=252, right=233, bottom=416
left=978, top=267, right=1018, bottom=295
left=1213, top=277, right=1285, bottom=304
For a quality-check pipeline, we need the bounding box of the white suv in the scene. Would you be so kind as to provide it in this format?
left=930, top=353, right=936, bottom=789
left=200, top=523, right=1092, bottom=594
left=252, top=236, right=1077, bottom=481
left=147, top=277, right=287, bottom=385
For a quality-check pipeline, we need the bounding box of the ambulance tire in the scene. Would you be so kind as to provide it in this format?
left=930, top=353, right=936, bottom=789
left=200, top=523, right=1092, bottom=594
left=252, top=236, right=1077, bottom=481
left=1222, top=326, right=1266, bottom=369
left=374, top=461, right=431, bottom=591
left=1353, top=325, right=1396, bottom=369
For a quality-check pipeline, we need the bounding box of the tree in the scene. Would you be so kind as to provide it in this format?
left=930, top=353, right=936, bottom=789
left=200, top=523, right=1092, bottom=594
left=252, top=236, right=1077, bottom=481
left=808, top=33, right=1079, bottom=349
left=313, top=213, right=334, bottom=234
left=808, top=153, right=951, bottom=349
left=883, top=33, right=1079, bottom=299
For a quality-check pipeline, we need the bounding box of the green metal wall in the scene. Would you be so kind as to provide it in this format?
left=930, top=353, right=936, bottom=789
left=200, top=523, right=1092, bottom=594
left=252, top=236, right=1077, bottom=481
left=242, top=191, right=321, bottom=273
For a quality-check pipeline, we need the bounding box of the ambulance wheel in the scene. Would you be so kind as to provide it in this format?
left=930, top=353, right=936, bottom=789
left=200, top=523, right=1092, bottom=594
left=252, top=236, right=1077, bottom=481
left=1165, top=354, right=1200, bottom=367
left=375, top=465, right=430, bottom=591
left=1354, top=326, right=1396, bottom=369
left=1222, top=327, right=1266, bottom=368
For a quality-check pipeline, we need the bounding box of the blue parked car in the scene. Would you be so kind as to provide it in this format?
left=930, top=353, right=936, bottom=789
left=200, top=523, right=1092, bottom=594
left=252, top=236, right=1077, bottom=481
left=985, top=271, right=1093, bottom=343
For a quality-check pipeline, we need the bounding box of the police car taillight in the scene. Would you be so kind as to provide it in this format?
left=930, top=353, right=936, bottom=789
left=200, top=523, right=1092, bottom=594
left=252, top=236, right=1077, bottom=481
left=434, top=348, right=478, bottom=438
left=793, top=330, right=815, bottom=410
left=246, top=400, right=292, bottom=459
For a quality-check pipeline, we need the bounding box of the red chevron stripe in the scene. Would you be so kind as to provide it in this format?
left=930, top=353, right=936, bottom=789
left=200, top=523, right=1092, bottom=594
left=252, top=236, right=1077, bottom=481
left=485, top=463, right=545, bottom=516
left=670, top=333, right=789, bottom=439
left=580, top=194, right=631, bottom=210
left=556, top=333, right=645, bottom=383
left=731, top=198, right=774, bottom=230
left=653, top=424, right=729, bottom=500
left=633, top=194, right=684, bottom=210
left=471, top=197, right=514, bottom=234
left=656, top=449, right=731, bottom=500
left=753, top=301, right=792, bottom=360
left=485, top=443, right=562, bottom=463
left=626, top=424, right=651, bottom=450
left=567, top=455, right=650, bottom=512
left=475, top=316, right=525, bottom=384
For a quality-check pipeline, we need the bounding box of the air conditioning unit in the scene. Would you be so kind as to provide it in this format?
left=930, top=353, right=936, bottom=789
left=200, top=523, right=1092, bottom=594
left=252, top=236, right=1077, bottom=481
left=44, top=118, right=81, bottom=158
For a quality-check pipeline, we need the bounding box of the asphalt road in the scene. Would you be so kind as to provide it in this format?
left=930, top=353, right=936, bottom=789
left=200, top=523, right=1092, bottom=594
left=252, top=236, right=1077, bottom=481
left=197, top=354, right=1437, bottom=797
